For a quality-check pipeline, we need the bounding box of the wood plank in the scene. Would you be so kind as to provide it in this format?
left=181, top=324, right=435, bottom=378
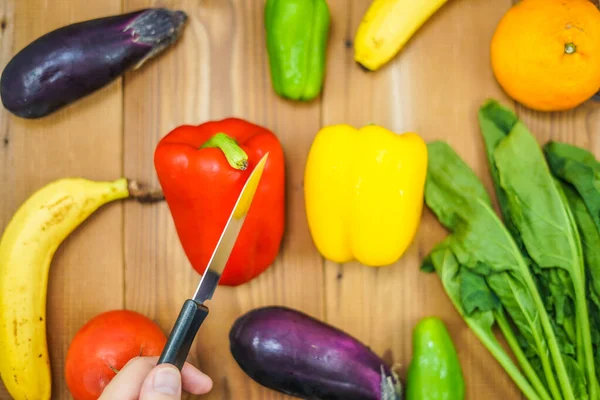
left=321, top=1, right=521, bottom=399
left=122, top=0, right=323, bottom=398
left=0, top=0, right=597, bottom=399
left=0, top=1, right=15, bottom=398
left=0, top=0, right=15, bottom=272
left=515, top=103, right=600, bottom=153
left=0, top=1, right=124, bottom=398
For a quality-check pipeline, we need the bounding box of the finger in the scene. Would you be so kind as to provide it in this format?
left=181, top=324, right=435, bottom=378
left=98, top=356, right=155, bottom=400
left=134, top=357, right=213, bottom=394
left=139, top=364, right=182, bottom=399
left=181, top=362, right=213, bottom=395
left=98, top=356, right=213, bottom=398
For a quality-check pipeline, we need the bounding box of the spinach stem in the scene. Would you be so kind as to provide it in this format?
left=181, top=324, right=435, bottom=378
left=524, top=269, right=575, bottom=400
left=576, top=307, right=585, bottom=380
left=563, top=186, right=598, bottom=400
left=495, top=311, right=554, bottom=400
left=466, top=317, right=541, bottom=400
left=575, top=279, right=597, bottom=399
left=480, top=198, right=576, bottom=400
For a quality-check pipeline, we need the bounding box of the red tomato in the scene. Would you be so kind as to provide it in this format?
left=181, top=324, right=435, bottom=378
left=65, top=309, right=167, bottom=400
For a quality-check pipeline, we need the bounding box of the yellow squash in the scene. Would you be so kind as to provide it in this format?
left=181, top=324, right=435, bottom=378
left=304, top=124, right=427, bottom=267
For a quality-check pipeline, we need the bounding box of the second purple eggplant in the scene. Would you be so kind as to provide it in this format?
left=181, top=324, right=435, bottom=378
left=0, top=8, right=187, bottom=119
left=229, top=306, right=402, bottom=400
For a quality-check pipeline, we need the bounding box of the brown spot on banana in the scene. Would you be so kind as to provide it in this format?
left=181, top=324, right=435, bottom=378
left=12, top=320, right=18, bottom=345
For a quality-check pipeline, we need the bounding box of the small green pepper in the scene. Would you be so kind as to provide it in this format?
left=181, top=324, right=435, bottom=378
left=406, top=317, right=465, bottom=400
left=264, top=0, right=330, bottom=101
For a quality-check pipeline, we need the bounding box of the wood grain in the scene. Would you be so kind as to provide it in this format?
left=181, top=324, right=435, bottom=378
left=122, top=1, right=324, bottom=399
left=0, top=1, right=125, bottom=399
left=0, top=0, right=599, bottom=399
left=0, top=1, right=14, bottom=398
left=322, top=0, right=522, bottom=399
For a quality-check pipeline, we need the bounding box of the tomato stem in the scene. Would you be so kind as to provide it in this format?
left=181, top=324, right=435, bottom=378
left=107, top=363, right=120, bottom=374
left=565, top=43, right=577, bottom=55
left=200, top=132, right=249, bottom=170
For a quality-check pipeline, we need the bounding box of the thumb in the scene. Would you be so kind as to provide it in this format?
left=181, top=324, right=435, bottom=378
left=139, top=364, right=182, bottom=400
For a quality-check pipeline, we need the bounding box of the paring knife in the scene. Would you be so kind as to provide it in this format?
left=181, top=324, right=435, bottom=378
left=157, top=153, right=269, bottom=369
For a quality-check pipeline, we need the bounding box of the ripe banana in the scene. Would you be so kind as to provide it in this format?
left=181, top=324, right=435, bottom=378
left=354, top=0, right=449, bottom=71
left=0, top=177, right=161, bottom=400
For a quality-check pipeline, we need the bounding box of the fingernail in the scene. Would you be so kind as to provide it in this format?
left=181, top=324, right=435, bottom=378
left=153, top=367, right=181, bottom=395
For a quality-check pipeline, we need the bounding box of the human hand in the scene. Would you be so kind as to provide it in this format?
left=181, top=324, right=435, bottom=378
left=98, top=356, right=213, bottom=399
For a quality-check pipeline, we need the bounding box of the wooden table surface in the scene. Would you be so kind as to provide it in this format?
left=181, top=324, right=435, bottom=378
left=1, top=0, right=599, bottom=399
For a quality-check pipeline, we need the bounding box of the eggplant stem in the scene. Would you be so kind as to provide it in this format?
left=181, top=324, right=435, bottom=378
left=380, top=364, right=402, bottom=400
left=127, top=180, right=164, bottom=204
left=126, top=8, right=189, bottom=70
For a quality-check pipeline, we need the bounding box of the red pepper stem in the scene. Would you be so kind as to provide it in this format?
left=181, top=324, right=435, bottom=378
left=200, top=132, right=248, bottom=170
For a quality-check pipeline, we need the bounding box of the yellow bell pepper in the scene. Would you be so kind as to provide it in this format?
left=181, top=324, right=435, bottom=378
left=304, top=124, right=428, bottom=266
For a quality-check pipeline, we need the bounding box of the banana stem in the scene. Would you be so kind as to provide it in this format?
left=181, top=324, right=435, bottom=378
left=127, top=180, right=164, bottom=203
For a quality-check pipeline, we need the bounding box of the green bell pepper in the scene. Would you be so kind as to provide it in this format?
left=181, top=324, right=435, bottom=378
left=406, top=317, right=465, bottom=400
left=264, top=0, right=330, bottom=101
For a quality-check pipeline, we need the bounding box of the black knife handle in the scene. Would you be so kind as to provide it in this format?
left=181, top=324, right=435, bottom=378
left=157, top=299, right=209, bottom=370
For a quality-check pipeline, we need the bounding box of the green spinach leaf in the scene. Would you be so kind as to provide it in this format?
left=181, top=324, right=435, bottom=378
left=555, top=173, right=600, bottom=386
left=478, top=100, right=595, bottom=400
left=422, top=238, right=546, bottom=400
left=425, top=141, right=558, bottom=400
left=544, top=141, right=600, bottom=234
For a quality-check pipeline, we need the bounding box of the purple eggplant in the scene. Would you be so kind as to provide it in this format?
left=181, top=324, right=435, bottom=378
left=0, top=8, right=187, bottom=119
left=229, top=306, right=402, bottom=400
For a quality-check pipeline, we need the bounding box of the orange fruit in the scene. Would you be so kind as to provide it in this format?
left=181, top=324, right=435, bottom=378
left=491, top=0, right=600, bottom=112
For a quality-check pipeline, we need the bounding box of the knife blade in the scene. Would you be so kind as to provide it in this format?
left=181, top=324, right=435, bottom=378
left=157, top=152, right=269, bottom=369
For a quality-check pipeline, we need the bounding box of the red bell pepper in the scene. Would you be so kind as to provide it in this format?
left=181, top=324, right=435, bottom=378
left=154, top=118, right=285, bottom=286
